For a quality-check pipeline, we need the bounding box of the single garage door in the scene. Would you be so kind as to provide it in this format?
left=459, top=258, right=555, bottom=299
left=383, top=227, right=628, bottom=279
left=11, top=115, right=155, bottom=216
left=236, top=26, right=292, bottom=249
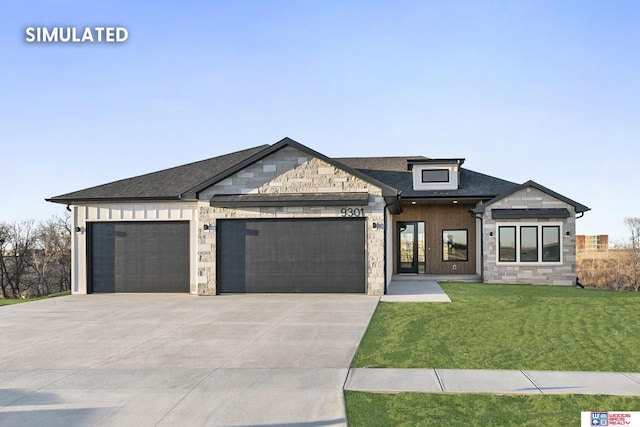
left=217, top=218, right=366, bottom=293
left=89, top=221, right=190, bottom=293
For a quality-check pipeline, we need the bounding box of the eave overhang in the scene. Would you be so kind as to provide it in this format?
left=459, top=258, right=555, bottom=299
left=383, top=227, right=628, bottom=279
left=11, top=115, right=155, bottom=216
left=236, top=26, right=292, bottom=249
left=491, top=208, right=571, bottom=219
left=401, top=195, right=493, bottom=203
left=210, top=192, right=369, bottom=208
left=45, top=196, right=186, bottom=205
left=406, top=158, right=465, bottom=171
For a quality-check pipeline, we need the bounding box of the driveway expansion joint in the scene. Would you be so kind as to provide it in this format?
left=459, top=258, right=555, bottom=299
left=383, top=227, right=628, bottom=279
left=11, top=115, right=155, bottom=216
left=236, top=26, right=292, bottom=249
left=623, top=372, right=640, bottom=386
left=434, top=369, right=445, bottom=392
left=520, top=370, right=543, bottom=394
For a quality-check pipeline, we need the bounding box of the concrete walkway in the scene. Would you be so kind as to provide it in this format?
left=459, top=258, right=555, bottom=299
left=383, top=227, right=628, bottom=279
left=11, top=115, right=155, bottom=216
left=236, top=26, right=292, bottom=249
left=381, top=278, right=451, bottom=302
left=345, top=368, right=640, bottom=396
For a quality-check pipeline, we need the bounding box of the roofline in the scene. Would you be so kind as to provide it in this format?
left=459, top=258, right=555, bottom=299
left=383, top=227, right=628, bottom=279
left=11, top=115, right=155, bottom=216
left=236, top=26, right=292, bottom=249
left=45, top=196, right=185, bottom=205
left=407, top=158, right=465, bottom=166
left=471, top=180, right=590, bottom=214
left=402, top=195, right=494, bottom=201
left=181, top=137, right=400, bottom=199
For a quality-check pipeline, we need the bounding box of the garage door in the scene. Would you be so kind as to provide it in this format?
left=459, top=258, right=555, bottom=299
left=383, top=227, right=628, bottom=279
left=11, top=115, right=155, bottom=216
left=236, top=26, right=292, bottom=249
left=89, top=221, right=190, bottom=293
left=217, top=218, right=366, bottom=293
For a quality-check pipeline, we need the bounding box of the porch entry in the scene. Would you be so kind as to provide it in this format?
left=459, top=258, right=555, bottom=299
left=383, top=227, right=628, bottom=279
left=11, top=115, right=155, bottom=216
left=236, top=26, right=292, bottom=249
left=397, top=221, right=426, bottom=274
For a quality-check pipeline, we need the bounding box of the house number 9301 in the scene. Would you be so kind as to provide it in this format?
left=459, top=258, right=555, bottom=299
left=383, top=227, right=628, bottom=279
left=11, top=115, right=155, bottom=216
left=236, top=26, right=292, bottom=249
left=340, top=208, right=365, bottom=217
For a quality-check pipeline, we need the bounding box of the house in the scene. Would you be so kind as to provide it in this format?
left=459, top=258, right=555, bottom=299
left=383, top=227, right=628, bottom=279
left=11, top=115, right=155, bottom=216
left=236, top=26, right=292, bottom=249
left=47, top=137, right=590, bottom=295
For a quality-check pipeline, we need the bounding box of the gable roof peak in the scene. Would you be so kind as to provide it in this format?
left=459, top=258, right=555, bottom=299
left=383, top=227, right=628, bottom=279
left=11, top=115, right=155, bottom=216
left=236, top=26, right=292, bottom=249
left=472, top=179, right=590, bottom=214
left=182, top=137, right=400, bottom=199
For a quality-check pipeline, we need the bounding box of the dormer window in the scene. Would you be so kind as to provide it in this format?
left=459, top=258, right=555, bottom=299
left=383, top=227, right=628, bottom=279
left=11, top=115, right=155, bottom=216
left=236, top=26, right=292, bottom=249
left=408, top=158, right=465, bottom=191
left=422, top=169, right=449, bottom=183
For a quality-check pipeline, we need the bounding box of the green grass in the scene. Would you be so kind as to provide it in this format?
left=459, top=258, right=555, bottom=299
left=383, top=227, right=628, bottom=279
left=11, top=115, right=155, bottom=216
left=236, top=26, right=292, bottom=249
left=0, top=291, right=71, bottom=306
left=345, top=392, right=640, bottom=426
left=352, top=282, right=640, bottom=371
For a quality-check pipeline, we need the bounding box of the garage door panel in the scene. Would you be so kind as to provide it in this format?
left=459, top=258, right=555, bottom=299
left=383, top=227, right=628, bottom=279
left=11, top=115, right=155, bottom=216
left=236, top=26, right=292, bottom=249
left=89, top=222, right=189, bottom=293
left=91, top=223, right=117, bottom=293
left=218, top=218, right=365, bottom=293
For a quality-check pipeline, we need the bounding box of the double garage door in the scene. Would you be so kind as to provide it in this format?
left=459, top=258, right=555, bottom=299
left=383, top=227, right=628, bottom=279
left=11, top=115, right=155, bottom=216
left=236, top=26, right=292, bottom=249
left=88, top=218, right=366, bottom=294
left=217, top=218, right=366, bottom=293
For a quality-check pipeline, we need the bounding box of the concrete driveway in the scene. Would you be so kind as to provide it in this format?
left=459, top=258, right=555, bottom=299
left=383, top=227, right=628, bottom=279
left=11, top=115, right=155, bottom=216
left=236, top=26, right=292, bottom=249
left=0, top=294, right=379, bottom=426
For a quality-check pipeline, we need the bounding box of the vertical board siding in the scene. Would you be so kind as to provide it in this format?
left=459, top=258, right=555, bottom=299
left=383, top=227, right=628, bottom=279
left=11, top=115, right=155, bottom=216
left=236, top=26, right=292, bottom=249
left=393, top=203, right=477, bottom=274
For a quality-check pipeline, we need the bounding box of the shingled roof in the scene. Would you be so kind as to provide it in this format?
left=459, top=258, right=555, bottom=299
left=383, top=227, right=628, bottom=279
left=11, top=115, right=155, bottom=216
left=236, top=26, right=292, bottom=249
left=47, top=145, right=269, bottom=204
left=47, top=138, right=549, bottom=205
left=336, top=157, right=519, bottom=199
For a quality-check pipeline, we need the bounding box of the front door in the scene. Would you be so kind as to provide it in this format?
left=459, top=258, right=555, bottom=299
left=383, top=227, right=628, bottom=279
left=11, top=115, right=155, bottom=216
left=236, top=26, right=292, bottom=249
left=397, top=222, right=425, bottom=274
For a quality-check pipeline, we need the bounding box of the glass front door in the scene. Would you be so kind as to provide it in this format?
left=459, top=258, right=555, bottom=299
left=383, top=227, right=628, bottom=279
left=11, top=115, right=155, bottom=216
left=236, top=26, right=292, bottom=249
left=397, top=222, right=425, bottom=274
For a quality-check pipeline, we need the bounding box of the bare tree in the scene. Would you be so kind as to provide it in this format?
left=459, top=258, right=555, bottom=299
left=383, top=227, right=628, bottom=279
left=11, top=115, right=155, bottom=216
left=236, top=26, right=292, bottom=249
left=576, top=217, right=640, bottom=291
left=30, top=213, right=72, bottom=296
left=0, top=220, right=37, bottom=298
left=622, top=217, right=640, bottom=291
left=0, top=214, right=71, bottom=299
left=0, top=223, right=9, bottom=298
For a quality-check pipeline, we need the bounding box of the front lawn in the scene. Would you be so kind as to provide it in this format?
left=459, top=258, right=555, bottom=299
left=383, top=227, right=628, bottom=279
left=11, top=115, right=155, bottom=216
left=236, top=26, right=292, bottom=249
left=345, top=392, right=640, bottom=427
left=352, top=283, right=640, bottom=371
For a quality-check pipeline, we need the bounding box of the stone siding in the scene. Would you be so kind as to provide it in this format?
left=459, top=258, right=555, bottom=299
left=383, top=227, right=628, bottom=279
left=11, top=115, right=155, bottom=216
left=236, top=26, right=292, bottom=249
left=197, top=146, right=386, bottom=295
left=482, top=187, right=576, bottom=285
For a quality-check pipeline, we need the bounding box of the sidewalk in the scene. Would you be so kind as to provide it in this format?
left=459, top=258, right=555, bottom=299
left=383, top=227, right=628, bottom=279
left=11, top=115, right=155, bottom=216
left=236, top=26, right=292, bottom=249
left=345, top=368, right=640, bottom=396
left=363, top=281, right=640, bottom=397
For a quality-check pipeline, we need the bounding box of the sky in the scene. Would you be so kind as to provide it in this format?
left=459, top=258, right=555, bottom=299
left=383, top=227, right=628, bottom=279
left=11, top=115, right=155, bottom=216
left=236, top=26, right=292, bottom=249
left=2, top=1, right=639, bottom=243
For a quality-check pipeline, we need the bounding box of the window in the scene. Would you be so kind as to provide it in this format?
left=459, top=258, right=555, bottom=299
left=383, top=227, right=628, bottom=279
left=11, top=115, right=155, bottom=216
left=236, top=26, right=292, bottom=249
left=520, top=226, right=538, bottom=262
left=497, top=224, right=562, bottom=264
left=422, top=169, right=449, bottom=183
left=499, top=226, right=516, bottom=262
left=442, top=230, right=468, bottom=261
left=542, top=226, right=560, bottom=262
left=413, top=163, right=460, bottom=191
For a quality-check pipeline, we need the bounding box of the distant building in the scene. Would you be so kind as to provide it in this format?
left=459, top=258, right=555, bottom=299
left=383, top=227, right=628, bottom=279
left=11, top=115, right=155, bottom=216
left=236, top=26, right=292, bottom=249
left=577, top=235, right=608, bottom=252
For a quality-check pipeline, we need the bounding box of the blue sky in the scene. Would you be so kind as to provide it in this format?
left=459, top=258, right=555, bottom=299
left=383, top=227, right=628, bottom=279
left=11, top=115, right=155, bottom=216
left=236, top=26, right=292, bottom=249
left=2, top=1, right=639, bottom=242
